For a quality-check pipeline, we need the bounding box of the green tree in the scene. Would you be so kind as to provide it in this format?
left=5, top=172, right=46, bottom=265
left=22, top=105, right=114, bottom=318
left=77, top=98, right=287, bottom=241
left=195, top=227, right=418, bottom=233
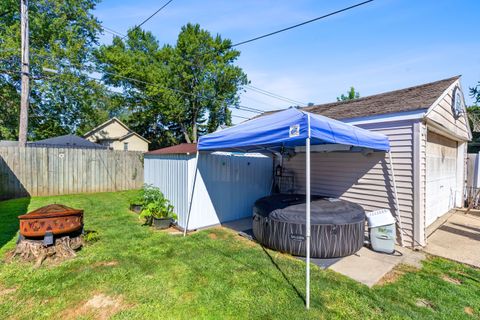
left=467, top=82, right=480, bottom=152
left=337, top=87, right=360, bottom=102
left=0, top=0, right=111, bottom=141
left=471, top=81, right=480, bottom=104
left=96, top=23, right=248, bottom=147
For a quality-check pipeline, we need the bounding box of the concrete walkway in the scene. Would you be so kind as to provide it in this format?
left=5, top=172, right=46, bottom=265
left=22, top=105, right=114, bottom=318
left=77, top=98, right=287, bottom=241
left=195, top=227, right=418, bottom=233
left=328, top=246, right=425, bottom=287
left=425, top=211, right=480, bottom=268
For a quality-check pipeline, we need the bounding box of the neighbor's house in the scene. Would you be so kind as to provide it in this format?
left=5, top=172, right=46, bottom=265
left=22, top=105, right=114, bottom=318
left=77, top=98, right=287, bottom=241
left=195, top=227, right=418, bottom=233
left=280, top=76, right=470, bottom=247
left=28, top=134, right=107, bottom=149
left=1, top=135, right=107, bottom=149
left=83, top=118, right=150, bottom=152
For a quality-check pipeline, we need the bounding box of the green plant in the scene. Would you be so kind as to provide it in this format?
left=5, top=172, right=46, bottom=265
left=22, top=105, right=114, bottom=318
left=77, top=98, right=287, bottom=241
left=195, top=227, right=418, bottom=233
left=129, top=191, right=145, bottom=206
left=83, top=230, right=100, bottom=243
left=138, top=185, right=177, bottom=225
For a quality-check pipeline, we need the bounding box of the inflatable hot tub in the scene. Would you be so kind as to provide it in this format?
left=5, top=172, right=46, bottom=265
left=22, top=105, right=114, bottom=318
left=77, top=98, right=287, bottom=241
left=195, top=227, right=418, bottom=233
left=252, top=194, right=365, bottom=258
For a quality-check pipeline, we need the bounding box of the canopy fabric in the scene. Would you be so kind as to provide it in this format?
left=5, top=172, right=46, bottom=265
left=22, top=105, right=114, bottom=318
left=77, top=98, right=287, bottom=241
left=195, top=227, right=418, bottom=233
left=198, top=108, right=390, bottom=152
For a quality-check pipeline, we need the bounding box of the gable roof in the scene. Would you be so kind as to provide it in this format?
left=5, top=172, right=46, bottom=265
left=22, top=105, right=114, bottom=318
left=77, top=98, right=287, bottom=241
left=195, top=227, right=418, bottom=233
left=82, top=117, right=150, bottom=144
left=146, top=143, right=197, bottom=155
left=82, top=117, right=130, bottom=138
left=28, top=134, right=107, bottom=149
left=263, top=76, right=460, bottom=121
left=118, top=132, right=151, bottom=144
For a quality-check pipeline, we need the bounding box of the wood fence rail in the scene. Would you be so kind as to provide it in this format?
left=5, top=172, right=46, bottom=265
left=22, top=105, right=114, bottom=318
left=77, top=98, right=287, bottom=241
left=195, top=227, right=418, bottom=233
left=0, top=146, right=144, bottom=200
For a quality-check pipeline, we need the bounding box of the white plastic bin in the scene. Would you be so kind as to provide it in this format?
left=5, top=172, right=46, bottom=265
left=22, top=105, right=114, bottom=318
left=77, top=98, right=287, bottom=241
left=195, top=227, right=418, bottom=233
left=366, top=209, right=396, bottom=254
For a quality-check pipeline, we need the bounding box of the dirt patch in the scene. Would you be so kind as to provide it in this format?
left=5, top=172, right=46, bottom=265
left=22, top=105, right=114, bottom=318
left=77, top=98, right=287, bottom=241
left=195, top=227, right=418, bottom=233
left=0, top=286, right=17, bottom=297
left=464, top=306, right=474, bottom=315
left=378, top=269, right=405, bottom=285
left=208, top=233, right=218, bottom=240
left=181, top=291, right=195, bottom=302
left=161, top=227, right=183, bottom=235
left=442, top=275, right=462, bottom=285
left=416, top=299, right=435, bottom=310
left=93, top=260, right=119, bottom=268
left=61, top=294, right=125, bottom=320
left=377, top=264, right=419, bottom=286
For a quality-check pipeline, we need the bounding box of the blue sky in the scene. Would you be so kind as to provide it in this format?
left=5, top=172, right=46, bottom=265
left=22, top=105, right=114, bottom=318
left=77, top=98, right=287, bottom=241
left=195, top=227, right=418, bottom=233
left=95, top=0, right=480, bottom=123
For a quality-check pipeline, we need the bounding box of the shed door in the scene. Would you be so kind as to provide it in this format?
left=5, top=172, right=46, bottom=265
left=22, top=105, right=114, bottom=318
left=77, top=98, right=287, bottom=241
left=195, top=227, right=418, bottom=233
left=425, top=131, right=458, bottom=226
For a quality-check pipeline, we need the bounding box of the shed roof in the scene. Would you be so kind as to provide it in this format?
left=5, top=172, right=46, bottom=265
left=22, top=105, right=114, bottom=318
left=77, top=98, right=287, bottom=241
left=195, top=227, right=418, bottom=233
left=263, top=76, right=460, bottom=120
left=146, top=143, right=197, bottom=155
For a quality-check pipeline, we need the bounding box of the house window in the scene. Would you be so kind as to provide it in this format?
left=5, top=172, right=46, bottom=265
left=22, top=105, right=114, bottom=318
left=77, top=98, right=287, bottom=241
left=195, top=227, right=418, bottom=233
left=123, top=142, right=128, bottom=151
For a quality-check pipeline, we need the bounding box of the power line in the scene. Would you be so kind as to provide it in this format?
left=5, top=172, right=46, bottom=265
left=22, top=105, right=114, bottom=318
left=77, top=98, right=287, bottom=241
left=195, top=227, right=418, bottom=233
left=231, top=0, right=374, bottom=47
left=123, top=0, right=174, bottom=39
left=36, top=67, right=256, bottom=122
left=102, top=26, right=126, bottom=38
left=32, top=53, right=301, bottom=112
left=231, top=114, right=250, bottom=120
left=245, top=85, right=306, bottom=106
left=230, top=106, right=262, bottom=114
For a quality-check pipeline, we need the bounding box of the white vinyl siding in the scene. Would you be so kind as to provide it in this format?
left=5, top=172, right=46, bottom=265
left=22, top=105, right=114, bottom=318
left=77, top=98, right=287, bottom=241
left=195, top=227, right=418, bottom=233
left=426, top=86, right=470, bottom=141
left=282, top=120, right=416, bottom=246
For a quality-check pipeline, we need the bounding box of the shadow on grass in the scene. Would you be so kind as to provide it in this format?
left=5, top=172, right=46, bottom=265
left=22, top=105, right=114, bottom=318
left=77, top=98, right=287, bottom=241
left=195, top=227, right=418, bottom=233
left=199, top=236, right=307, bottom=305
left=260, top=245, right=306, bottom=304
left=0, top=197, right=31, bottom=248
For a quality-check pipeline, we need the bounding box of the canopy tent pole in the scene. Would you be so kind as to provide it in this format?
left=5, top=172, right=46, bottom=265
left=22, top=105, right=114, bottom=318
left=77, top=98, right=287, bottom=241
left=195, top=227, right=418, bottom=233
left=388, top=150, right=405, bottom=246
left=183, top=151, right=200, bottom=237
left=305, top=114, right=311, bottom=309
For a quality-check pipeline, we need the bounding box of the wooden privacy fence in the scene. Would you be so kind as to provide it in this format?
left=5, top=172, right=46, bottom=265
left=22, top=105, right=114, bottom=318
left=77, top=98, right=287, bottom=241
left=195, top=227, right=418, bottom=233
left=0, top=146, right=144, bottom=200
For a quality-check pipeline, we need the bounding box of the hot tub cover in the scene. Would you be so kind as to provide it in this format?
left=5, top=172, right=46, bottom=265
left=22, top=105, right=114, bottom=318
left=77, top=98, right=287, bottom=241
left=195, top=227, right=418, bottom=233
left=254, top=194, right=365, bottom=224
left=253, top=194, right=366, bottom=258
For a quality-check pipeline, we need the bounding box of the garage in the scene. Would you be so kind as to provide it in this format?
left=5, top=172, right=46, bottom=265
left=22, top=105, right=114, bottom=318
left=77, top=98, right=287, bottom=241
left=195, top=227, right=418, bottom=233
left=285, top=76, right=471, bottom=247
left=425, top=131, right=458, bottom=226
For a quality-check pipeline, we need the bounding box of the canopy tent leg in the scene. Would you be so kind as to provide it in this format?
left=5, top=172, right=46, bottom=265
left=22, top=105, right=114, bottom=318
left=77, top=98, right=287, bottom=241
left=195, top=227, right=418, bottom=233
left=388, top=150, right=405, bottom=247
left=183, top=151, right=200, bottom=237
left=305, top=115, right=311, bottom=309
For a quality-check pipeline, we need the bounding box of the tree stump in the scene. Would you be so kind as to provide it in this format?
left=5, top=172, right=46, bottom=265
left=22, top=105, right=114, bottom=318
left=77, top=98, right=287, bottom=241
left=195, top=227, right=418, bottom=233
left=9, top=235, right=84, bottom=267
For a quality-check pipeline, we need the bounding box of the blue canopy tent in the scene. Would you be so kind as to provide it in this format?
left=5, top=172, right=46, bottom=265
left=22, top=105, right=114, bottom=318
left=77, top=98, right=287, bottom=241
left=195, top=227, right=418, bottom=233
left=184, top=107, right=402, bottom=308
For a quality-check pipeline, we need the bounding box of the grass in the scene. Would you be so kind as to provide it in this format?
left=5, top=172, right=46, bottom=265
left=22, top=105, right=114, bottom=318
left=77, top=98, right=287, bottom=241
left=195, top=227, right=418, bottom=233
left=0, top=191, right=479, bottom=319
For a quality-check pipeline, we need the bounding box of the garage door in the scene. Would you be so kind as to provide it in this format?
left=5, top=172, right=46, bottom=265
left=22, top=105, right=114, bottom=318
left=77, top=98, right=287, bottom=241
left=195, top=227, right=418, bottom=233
left=426, top=131, right=458, bottom=226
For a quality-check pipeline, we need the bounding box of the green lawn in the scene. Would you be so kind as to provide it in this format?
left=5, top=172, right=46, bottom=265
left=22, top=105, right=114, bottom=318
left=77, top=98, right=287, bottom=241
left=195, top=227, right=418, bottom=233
left=0, top=191, right=479, bottom=319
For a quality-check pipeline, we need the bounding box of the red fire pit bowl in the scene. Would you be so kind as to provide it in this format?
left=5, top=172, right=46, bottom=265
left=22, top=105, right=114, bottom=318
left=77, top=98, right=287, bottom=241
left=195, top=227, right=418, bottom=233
left=18, top=204, right=84, bottom=238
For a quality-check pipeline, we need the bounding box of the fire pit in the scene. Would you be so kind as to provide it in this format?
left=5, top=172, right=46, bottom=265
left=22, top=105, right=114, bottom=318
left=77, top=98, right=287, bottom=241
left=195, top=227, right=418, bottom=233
left=18, top=204, right=83, bottom=238
left=10, top=204, right=85, bottom=267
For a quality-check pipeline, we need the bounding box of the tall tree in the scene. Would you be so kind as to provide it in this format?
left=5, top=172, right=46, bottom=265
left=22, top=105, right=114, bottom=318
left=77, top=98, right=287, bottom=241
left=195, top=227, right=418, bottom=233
left=466, top=81, right=480, bottom=152
left=0, top=0, right=111, bottom=140
left=471, top=81, right=480, bottom=104
left=337, top=87, right=360, bottom=102
left=96, top=23, right=248, bottom=147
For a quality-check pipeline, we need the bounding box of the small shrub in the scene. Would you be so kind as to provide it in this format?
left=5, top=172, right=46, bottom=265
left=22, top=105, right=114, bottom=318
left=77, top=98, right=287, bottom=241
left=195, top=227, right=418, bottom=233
left=84, top=230, right=100, bottom=243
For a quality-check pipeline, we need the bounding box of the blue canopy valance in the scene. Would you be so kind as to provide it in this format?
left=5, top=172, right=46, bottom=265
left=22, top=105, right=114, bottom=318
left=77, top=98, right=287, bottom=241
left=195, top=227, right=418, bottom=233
left=197, top=108, right=390, bottom=152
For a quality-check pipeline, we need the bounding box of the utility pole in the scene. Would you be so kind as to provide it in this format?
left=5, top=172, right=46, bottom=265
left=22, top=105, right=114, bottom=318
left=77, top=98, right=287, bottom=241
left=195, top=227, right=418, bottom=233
left=18, top=0, right=30, bottom=147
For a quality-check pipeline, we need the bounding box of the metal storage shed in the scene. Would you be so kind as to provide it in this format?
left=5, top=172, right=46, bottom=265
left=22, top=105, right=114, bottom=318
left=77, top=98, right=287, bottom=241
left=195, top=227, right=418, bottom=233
left=144, top=143, right=272, bottom=230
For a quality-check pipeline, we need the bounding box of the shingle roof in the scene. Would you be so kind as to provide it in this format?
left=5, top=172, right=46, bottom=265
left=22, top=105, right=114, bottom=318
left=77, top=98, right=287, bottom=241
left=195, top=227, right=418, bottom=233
left=304, top=76, right=460, bottom=119
left=28, top=134, right=107, bottom=149
left=146, top=143, right=197, bottom=155
left=262, top=76, right=459, bottom=120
